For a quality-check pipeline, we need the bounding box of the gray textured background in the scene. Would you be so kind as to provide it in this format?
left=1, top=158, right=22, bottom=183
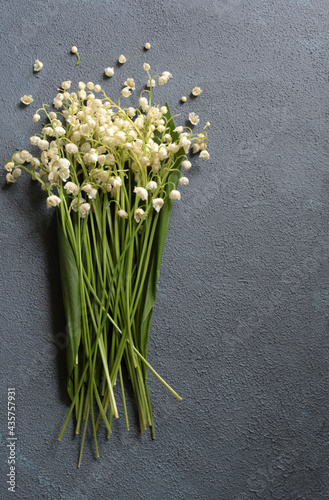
left=1, top=0, right=329, bottom=499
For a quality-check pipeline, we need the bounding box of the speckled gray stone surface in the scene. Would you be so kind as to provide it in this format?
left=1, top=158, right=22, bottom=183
left=1, top=0, right=329, bottom=498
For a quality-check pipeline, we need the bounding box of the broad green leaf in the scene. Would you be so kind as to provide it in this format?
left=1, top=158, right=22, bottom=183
left=57, top=215, right=82, bottom=400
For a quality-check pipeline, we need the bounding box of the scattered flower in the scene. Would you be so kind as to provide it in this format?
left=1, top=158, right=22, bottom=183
left=105, top=67, right=114, bottom=77
left=181, top=96, right=187, bottom=102
left=118, top=54, right=126, bottom=64
left=71, top=46, right=80, bottom=65
left=192, top=86, right=202, bottom=96
left=144, top=42, right=151, bottom=50
left=143, top=63, right=150, bottom=71
left=21, top=95, right=33, bottom=105
left=33, top=59, right=43, bottom=72
left=188, top=112, right=200, bottom=125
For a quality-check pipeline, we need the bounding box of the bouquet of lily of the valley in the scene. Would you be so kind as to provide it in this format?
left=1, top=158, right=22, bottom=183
left=5, top=52, right=210, bottom=466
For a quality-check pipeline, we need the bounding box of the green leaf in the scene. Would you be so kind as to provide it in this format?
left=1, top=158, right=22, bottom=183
left=139, top=104, right=184, bottom=371
left=57, top=215, right=82, bottom=400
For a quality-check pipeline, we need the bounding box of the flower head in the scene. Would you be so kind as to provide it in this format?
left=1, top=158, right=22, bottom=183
left=118, top=209, right=129, bottom=219
left=152, top=198, right=164, bottom=212
left=192, top=87, right=202, bottom=96
left=4, top=162, right=14, bottom=172
left=64, top=182, right=79, bottom=195
left=124, top=78, right=135, bottom=90
left=134, top=186, right=148, bottom=201
left=33, top=59, right=43, bottom=72
left=169, top=190, right=181, bottom=200
left=46, top=195, right=61, bottom=209
left=21, top=95, right=33, bottom=105
left=118, top=54, right=126, bottom=64
left=144, top=42, right=151, bottom=50
left=6, top=173, right=16, bottom=183
left=134, top=208, right=145, bottom=223
left=66, top=143, right=78, bottom=154
left=179, top=176, right=189, bottom=186
left=199, top=150, right=210, bottom=159
left=181, top=96, right=187, bottom=102
left=79, top=202, right=91, bottom=218
left=146, top=181, right=157, bottom=191
left=188, top=112, right=199, bottom=126
left=181, top=160, right=192, bottom=170
left=71, top=46, right=78, bottom=54
left=122, top=87, right=131, bottom=98
left=105, top=67, right=114, bottom=77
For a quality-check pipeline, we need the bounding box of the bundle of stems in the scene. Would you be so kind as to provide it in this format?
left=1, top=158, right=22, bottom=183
left=5, top=73, right=209, bottom=465
left=56, top=115, right=183, bottom=466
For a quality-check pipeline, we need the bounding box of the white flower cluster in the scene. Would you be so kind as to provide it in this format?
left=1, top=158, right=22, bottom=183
left=6, top=71, right=210, bottom=221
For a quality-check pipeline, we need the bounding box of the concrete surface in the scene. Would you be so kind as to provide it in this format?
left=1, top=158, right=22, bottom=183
left=1, top=0, right=329, bottom=498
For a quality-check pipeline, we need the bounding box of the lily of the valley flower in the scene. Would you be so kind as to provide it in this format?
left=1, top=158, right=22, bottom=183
left=65, top=143, right=78, bottom=154
left=118, top=209, right=129, bottom=219
left=188, top=112, right=200, bottom=126
left=79, top=202, right=91, bottom=218
left=46, top=195, right=62, bottom=209
left=146, top=181, right=157, bottom=191
left=33, top=59, right=43, bottom=72
left=6, top=173, right=16, bottom=183
left=134, top=208, right=145, bottom=223
left=169, top=190, right=181, bottom=200
left=64, top=182, right=79, bottom=195
left=134, top=186, right=148, bottom=201
left=179, top=177, right=189, bottom=186
left=105, top=67, right=114, bottom=77
left=21, top=95, right=33, bottom=105
left=122, top=87, right=131, bottom=98
left=192, top=86, right=202, bottom=96
left=152, top=198, right=164, bottom=212
left=199, top=150, right=210, bottom=159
